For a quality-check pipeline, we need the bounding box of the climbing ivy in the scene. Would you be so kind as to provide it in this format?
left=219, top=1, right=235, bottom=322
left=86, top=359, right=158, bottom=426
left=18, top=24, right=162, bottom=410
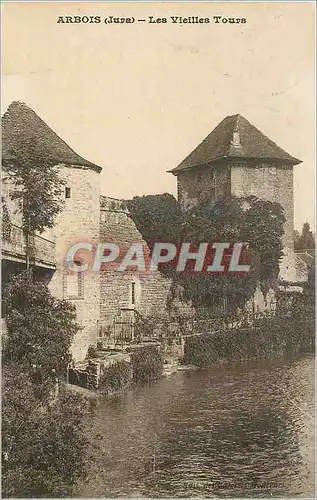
left=128, top=193, right=183, bottom=249
left=1, top=198, right=12, bottom=241
left=128, top=194, right=285, bottom=312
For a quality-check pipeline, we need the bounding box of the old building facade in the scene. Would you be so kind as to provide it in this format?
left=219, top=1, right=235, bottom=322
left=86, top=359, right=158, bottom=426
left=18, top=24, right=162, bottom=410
left=99, top=195, right=172, bottom=336
left=1, top=102, right=307, bottom=361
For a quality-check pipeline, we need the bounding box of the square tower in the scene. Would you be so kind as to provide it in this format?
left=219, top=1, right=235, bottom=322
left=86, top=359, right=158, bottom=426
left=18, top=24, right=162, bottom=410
left=169, top=114, right=302, bottom=250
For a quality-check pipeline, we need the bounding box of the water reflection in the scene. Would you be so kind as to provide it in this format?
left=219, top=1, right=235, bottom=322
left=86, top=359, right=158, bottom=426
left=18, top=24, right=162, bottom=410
left=78, top=357, right=315, bottom=498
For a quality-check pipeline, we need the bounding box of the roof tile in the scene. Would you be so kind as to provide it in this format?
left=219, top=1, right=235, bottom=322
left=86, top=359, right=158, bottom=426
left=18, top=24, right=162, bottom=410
left=2, top=101, right=102, bottom=172
left=170, top=114, right=301, bottom=173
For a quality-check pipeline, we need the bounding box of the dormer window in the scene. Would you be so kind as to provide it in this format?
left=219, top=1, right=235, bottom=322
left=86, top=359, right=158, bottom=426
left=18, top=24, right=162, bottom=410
left=65, top=187, right=71, bottom=199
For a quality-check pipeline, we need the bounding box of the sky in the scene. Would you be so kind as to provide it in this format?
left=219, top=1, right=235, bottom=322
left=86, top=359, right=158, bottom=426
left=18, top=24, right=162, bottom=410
left=2, top=2, right=315, bottom=230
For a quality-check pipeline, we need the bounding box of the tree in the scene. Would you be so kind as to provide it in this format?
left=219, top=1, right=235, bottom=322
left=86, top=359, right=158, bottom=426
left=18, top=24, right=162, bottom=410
left=2, top=364, right=92, bottom=498
left=3, top=272, right=78, bottom=397
left=294, top=222, right=315, bottom=251
left=3, top=272, right=78, bottom=386
left=176, top=196, right=285, bottom=311
left=3, top=137, right=64, bottom=268
left=129, top=194, right=286, bottom=313
left=293, top=229, right=301, bottom=248
left=2, top=274, right=93, bottom=498
left=128, top=193, right=183, bottom=249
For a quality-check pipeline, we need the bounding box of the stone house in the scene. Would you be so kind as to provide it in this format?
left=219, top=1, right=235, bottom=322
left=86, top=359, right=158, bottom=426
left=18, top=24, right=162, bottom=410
left=1, top=102, right=308, bottom=360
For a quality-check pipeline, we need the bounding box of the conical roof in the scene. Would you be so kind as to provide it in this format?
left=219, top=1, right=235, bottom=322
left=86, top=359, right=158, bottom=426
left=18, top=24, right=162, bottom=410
left=170, top=114, right=301, bottom=173
left=2, top=101, right=102, bottom=172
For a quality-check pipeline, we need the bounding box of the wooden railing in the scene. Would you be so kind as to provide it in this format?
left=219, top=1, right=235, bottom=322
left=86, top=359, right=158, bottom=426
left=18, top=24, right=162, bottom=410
left=2, top=224, right=56, bottom=268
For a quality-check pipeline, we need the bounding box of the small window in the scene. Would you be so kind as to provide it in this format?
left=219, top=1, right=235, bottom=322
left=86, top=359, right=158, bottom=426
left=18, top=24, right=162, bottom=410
left=65, top=187, right=71, bottom=199
left=64, top=262, right=84, bottom=299
left=131, top=282, right=136, bottom=305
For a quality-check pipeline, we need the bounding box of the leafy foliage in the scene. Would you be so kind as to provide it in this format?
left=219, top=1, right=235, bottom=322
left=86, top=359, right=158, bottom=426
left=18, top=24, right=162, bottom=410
left=128, top=193, right=183, bottom=249
left=1, top=198, right=12, bottom=240
left=2, top=364, right=91, bottom=498
left=99, top=361, right=132, bottom=392
left=3, top=272, right=78, bottom=383
left=2, top=274, right=93, bottom=498
left=87, top=345, right=99, bottom=359
left=4, top=136, right=64, bottom=235
left=183, top=310, right=315, bottom=368
left=129, top=194, right=286, bottom=312
left=294, top=222, right=315, bottom=250
left=129, top=345, right=164, bottom=384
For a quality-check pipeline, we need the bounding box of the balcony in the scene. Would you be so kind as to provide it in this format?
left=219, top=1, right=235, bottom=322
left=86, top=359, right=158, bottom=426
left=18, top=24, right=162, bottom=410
left=2, top=224, right=56, bottom=269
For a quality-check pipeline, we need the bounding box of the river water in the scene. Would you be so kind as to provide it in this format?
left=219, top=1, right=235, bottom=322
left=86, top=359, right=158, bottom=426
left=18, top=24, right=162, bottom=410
left=79, top=357, right=315, bottom=498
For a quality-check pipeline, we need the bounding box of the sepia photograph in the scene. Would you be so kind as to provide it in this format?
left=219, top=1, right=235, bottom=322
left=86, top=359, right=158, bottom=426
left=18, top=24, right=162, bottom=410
left=1, top=1, right=315, bottom=498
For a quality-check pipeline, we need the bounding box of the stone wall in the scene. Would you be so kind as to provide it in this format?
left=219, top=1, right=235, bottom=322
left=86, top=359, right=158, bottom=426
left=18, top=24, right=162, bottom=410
left=176, top=161, right=294, bottom=250
left=99, top=196, right=172, bottom=329
left=177, top=164, right=231, bottom=209
left=48, top=164, right=101, bottom=361
left=231, top=163, right=294, bottom=249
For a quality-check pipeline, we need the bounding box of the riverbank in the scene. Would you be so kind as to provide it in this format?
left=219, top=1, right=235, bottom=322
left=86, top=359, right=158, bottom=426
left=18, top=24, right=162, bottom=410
left=67, top=360, right=197, bottom=403
left=182, top=314, right=315, bottom=368
left=67, top=313, right=315, bottom=399
left=68, top=343, right=166, bottom=400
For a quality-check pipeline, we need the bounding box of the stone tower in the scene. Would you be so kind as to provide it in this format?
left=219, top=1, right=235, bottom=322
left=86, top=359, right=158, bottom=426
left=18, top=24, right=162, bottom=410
left=48, top=162, right=101, bottom=361
left=2, top=101, right=102, bottom=361
left=169, top=114, right=302, bottom=250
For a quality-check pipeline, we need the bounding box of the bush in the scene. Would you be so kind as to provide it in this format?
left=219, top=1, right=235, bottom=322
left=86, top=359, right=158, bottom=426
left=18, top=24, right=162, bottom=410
left=129, top=194, right=286, bottom=313
left=3, top=272, right=78, bottom=383
left=2, top=364, right=91, bottom=498
left=183, top=312, right=315, bottom=368
left=2, top=274, right=93, bottom=498
left=87, top=345, right=98, bottom=359
left=99, top=361, right=132, bottom=393
left=130, top=345, right=164, bottom=384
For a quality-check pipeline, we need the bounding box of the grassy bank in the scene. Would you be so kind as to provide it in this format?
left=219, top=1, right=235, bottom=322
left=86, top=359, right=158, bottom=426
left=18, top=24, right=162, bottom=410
left=129, top=344, right=164, bottom=384
left=99, top=360, right=132, bottom=393
left=183, top=314, right=315, bottom=368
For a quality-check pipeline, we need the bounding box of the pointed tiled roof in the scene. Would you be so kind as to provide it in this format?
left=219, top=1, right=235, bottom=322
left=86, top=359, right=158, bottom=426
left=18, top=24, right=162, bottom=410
left=2, top=101, right=102, bottom=172
left=169, top=114, right=301, bottom=173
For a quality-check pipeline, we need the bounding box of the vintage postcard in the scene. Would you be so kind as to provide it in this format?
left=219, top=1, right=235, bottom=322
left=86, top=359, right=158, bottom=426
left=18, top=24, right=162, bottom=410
left=1, top=1, right=315, bottom=499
